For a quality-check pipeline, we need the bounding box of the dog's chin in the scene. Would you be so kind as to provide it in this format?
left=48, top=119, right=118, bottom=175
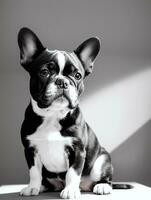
left=38, top=95, right=75, bottom=110
left=37, top=92, right=79, bottom=110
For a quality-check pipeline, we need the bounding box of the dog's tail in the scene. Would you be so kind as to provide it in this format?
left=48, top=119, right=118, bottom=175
left=112, top=183, right=133, bottom=189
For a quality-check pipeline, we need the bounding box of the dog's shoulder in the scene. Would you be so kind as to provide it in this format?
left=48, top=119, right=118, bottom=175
left=21, top=103, right=43, bottom=147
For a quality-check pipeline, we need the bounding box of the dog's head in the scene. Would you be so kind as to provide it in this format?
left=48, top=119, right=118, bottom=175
left=18, top=28, right=100, bottom=111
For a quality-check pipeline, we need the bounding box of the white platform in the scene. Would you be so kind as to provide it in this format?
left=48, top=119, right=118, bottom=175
left=0, top=183, right=151, bottom=200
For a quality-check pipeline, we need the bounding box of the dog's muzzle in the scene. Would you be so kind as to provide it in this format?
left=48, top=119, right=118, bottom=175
left=38, top=78, right=77, bottom=109
left=55, top=78, right=69, bottom=90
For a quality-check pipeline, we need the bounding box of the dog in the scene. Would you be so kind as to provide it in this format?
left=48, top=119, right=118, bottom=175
left=18, top=28, right=131, bottom=199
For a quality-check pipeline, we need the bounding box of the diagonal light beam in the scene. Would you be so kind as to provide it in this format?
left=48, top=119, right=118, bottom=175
left=81, top=68, right=151, bottom=152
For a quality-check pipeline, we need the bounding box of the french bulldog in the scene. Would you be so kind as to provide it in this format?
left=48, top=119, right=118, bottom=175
left=18, top=28, right=130, bottom=199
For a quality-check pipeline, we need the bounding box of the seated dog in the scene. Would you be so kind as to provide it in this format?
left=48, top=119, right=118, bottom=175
left=18, top=27, right=125, bottom=199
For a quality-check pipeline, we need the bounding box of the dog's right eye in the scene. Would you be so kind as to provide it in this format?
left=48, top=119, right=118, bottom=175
left=39, top=68, right=50, bottom=78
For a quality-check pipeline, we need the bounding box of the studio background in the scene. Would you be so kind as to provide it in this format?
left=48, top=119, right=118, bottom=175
left=0, top=0, right=151, bottom=186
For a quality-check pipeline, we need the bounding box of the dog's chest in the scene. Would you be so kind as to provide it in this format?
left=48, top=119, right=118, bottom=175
left=27, top=116, right=72, bottom=173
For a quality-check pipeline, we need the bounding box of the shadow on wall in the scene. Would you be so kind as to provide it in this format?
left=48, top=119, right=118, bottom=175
left=111, top=120, right=151, bottom=187
left=83, top=55, right=151, bottom=98
left=81, top=67, right=151, bottom=152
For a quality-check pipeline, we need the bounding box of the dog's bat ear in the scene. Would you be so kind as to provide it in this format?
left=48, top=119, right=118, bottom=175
left=17, top=27, right=45, bottom=70
left=74, top=37, right=100, bottom=76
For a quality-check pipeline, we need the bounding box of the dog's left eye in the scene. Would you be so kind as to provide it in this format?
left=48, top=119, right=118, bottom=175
left=74, top=72, right=82, bottom=80
left=39, top=68, right=50, bottom=78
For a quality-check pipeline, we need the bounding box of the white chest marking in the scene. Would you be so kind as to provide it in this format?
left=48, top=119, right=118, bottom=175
left=27, top=115, right=72, bottom=173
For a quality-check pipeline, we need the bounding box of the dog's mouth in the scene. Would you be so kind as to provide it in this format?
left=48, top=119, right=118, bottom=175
left=37, top=92, right=75, bottom=109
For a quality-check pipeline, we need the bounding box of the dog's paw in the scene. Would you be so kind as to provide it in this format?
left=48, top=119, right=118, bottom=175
left=93, top=183, right=112, bottom=195
left=20, top=186, right=40, bottom=196
left=60, top=185, right=81, bottom=199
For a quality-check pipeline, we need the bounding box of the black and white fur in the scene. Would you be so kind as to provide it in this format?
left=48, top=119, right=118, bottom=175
left=18, top=28, right=132, bottom=199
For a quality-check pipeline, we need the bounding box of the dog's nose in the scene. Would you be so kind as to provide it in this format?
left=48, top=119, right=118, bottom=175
left=55, top=78, right=69, bottom=89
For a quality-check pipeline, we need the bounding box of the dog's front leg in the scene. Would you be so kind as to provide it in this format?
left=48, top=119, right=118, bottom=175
left=60, top=138, right=86, bottom=199
left=20, top=148, right=42, bottom=196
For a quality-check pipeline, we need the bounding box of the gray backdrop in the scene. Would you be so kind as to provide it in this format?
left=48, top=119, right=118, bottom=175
left=0, top=0, right=151, bottom=187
